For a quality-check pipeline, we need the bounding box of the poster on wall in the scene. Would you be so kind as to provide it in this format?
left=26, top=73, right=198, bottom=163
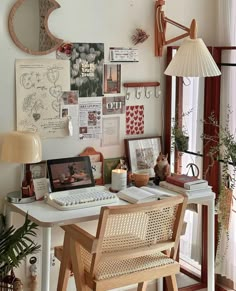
left=126, top=105, right=144, bottom=135
left=102, top=116, right=120, bottom=146
left=103, top=64, right=121, bottom=94
left=16, top=59, right=70, bottom=138
left=78, top=97, right=102, bottom=140
left=103, top=96, right=125, bottom=115
left=56, top=42, right=104, bottom=97
left=60, top=91, right=79, bottom=121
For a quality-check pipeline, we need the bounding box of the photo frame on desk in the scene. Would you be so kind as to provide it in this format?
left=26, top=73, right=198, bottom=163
left=23, top=161, right=48, bottom=200
left=25, top=161, right=47, bottom=179
left=124, top=136, right=162, bottom=178
left=79, top=147, right=104, bottom=185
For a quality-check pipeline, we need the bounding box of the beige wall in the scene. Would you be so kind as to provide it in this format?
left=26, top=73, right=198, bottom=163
left=0, top=0, right=216, bottom=289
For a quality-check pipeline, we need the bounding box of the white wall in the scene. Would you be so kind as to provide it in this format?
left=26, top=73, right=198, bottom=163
left=0, top=0, right=216, bottom=290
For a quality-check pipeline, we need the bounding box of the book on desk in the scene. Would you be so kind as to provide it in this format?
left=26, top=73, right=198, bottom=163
left=117, top=186, right=172, bottom=203
left=166, top=174, right=208, bottom=190
left=159, top=181, right=212, bottom=197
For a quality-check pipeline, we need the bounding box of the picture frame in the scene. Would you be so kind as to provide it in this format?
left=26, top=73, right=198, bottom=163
left=104, top=157, right=122, bottom=184
left=124, top=136, right=162, bottom=178
left=79, top=147, right=104, bottom=185
left=23, top=161, right=48, bottom=200
left=25, top=161, right=47, bottom=179
left=103, top=64, right=121, bottom=94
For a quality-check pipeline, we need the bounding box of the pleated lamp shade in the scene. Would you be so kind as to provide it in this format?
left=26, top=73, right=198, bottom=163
left=1, top=131, right=42, bottom=164
left=164, top=37, right=221, bottom=77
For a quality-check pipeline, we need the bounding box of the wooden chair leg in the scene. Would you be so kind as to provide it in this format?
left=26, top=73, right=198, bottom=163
left=137, top=281, right=147, bottom=291
left=57, top=233, right=72, bottom=291
left=165, top=275, right=178, bottom=291
left=70, top=239, right=87, bottom=291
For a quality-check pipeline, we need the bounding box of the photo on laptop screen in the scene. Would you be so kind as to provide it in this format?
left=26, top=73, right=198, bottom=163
left=47, top=156, right=95, bottom=192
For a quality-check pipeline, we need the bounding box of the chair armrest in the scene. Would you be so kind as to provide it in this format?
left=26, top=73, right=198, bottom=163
left=61, top=224, right=98, bottom=253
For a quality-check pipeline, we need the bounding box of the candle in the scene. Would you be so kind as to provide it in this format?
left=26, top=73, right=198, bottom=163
left=111, top=169, right=127, bottom=191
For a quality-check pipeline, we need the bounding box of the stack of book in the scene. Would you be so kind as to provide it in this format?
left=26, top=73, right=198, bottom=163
left=159, top=174, right=212, bottom=197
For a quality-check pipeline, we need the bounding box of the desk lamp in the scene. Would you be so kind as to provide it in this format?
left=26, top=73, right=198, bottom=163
left=1, top=131, right=42, bottom=203
left=155, top=0, right=221, bottom=77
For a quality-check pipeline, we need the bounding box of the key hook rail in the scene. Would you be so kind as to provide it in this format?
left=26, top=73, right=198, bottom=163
left=123, top=82, right=160, bottom=100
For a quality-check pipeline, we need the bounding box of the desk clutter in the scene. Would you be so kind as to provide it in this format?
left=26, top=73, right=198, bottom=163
left=6, top=141, right=214, bottom=214
left=6, top=146, right=183, bottom=211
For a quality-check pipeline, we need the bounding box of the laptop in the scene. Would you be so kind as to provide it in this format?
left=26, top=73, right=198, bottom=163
left=46, top=156, right=118, bottom=210
left=47, top=156, right=95, bottom=193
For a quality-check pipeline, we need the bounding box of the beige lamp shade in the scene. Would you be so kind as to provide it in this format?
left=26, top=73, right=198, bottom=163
left=1, top=131, right=42, bottom=164
left=164, top=37, right=221, bottom=77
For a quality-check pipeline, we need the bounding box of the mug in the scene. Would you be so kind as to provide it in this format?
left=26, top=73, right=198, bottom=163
left=131, top=171, right=150, bottom=187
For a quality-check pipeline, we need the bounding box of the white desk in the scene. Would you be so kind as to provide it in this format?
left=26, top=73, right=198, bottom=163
left=6, top=185, right=215, bottom=291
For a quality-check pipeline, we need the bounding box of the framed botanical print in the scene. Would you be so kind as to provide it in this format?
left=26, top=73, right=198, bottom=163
left=124, top=136, right=162, bottom=178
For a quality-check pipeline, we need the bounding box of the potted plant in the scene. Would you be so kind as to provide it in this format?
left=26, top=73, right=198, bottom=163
left=171, top=109, right=192, bottom=152
left=172, top=125, right=189, bottom=152
left=0, top=213, right=40, bottom=288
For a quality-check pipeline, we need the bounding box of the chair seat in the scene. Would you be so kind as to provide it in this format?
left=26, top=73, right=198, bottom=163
left=87, top=252, right=176, bottom=280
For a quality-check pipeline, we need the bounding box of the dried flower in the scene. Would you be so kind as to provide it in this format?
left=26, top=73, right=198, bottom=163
left=132, top=28, right=149, bottom=45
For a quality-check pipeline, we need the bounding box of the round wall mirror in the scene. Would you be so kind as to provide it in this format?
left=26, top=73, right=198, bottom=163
left=8, top=0, right=63, bottom=55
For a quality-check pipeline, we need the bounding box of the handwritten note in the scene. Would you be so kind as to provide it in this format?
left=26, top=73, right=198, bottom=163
left=33, top=178, right=48, bottom=200
left=16, top=59, right=70, bottom=138
left=38, top=118, right=69, bottom=138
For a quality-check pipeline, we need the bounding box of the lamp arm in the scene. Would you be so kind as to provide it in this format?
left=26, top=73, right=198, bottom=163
left=164, top=17, right=190, bottom=34
left=164, top=31, right=190, bottom=46
left=155, top=2, right=166, bottom=56
left=155, top=0, right=196, bottom=56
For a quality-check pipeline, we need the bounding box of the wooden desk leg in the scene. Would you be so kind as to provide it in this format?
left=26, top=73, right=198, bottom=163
left=41, top=227, right=51, bottom=291
left=207, top=199, right=215, bottom=291
left=5, top=203, right=13, bottom=229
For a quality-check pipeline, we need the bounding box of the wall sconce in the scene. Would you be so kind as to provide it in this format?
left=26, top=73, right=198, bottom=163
left=155, top=0, right=221, bottom=77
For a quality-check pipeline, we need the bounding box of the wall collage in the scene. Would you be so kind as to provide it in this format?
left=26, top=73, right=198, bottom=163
left=15, top=42, right=159, bottom=144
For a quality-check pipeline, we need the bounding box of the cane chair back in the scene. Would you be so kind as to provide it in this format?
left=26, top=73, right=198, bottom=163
left=55, top=195, right=187, bottom=291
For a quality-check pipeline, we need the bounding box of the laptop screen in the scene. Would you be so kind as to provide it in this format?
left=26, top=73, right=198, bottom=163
left=47, top=156, right=95, bottom=192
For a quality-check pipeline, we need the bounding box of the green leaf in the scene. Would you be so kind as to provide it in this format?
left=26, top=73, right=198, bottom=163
left=0, top=213, right=41, bottom=280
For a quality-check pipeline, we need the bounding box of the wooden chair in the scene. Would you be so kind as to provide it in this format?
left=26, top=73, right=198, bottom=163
left=55, top=195, right=188, bottom=291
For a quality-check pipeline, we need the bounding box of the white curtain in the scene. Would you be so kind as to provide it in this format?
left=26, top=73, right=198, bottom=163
left=215, top=0, right=236, bottom=287
left=179, top=77, right=204, bottom=265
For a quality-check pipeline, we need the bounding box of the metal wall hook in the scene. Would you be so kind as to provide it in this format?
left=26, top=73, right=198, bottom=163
left=125, top=88, right=130, bottom=100
left=155, top=87, right=161, bottom=98
left=145, top=87, right=152, bottom=98
left=135, top=87, right=142, bottom=99
left=183, top=77, right=191, bottom=86
left=123, top=82, right=160, bottom=99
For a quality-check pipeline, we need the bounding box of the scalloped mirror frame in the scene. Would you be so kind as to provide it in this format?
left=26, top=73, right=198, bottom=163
left=8, top=0, right=63, bottom=55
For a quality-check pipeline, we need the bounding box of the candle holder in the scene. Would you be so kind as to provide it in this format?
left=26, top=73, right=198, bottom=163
left=110, top=169, right=127, bottom=192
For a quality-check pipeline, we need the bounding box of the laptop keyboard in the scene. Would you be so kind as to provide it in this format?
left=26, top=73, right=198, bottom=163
left=45, top=186, right=119, bottom=211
